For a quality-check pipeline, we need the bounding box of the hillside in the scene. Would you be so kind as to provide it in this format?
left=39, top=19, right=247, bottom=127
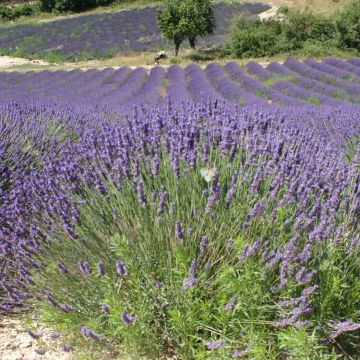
left=0, top=2, right=269, bottom=62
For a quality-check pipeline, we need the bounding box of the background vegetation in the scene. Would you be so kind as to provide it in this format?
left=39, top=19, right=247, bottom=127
left=225, top=1, right=360, bottom=59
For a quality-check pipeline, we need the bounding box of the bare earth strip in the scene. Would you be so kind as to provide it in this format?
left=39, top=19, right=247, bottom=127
left=0, top=56, right=49, bottom=68
left=0, top=317, right=73, bottom=360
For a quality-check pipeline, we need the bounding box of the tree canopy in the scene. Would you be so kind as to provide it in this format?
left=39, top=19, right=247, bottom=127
left=157, top=0, right=215, bottom=56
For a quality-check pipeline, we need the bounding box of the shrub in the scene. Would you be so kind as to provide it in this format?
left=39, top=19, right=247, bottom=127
left=282, top=10, right=335, bottom=45
left=225, top=9, right=337, bottom=58
left=0, top=3, right=38, bottom=21
left=225, top=18, right=291, bottom=58
left=336, top=0, right=360, bottom=51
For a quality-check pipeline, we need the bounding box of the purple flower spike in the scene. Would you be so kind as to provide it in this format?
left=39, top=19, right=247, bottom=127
left=182, top=276, right=198, bottom=290
left=101, top=304, right=110, bottom=313
left=57, top=261, right=68, bottom=273
left=27, top=330, right=42, bottom=340
left=206, top=339, right=225, bottom=350
left=328, top=320, right=360, bottom=340
left=116, top=259, right=128, bottom=276
left=59, top=303, right=76, bottom=313
left=98, top=259, right=105, bottom=276
left=232, top=349, right=250, bottom=358
left=224, top=298, right=236, bottom=311
left=121, top=312, right=137, bottom=325
left=61, top=343, right=73, bottom=352
left=35, top=348, right=46, bottom=355
left=80, top=326, right=104, bottom=341
left=78, top=261, right=92, bottom=274
left=175, top=220, right=184, bottom=239
left=50, top=332, right=61, bottom=340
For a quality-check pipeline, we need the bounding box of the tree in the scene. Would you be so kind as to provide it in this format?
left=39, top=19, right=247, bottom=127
left=157, top=0, right=215, bottom=56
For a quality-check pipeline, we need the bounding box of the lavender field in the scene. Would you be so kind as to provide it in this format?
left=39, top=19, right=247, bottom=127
left=3, top=58, right=360, bottom=108
left=0, top=58, right=359, bottom=359
left=0, top=2, right=268, bottom=61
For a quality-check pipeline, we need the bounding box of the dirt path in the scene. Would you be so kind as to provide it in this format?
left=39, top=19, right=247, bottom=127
left=0, top=317, right=73, bottom=360
left=0, top=56, right=49, bottom=68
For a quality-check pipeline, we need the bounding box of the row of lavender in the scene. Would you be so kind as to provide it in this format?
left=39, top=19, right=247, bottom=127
left=0, top=59, right=359, bottom=357
left=2, top=58, right=360, bottom=108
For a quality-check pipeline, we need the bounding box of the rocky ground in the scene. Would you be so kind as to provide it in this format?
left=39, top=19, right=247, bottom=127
left=0, top=317, right=73, bottom=360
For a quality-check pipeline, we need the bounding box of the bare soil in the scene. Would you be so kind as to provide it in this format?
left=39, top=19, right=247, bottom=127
left=0, top=317, right=73, bottom=360
left=0, top=56, right=48, bottom=68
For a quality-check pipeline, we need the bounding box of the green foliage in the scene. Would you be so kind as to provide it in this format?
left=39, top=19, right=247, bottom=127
left=40, top=0, right=115, bottom=13
left=225, top=17, right=292, bottom=58
left=224, top=7, right=340, bottom=59
left=282, top=10, right=335, bottom=45
left=0, top=3, right=39, bottom=21
left=157, top=0, right=215, bottom=55
left=336, top=0, right=360, bottom=51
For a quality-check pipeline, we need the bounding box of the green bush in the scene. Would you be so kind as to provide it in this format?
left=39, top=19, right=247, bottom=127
left=336, top=0, right=360, bottom=51
left=225, top=18, right=292, bottom=58
left=224, top=9, right=337, bottom=59
left=282, top=10, right=335, bottom=45
left=0, top=3, right=38, bottom=21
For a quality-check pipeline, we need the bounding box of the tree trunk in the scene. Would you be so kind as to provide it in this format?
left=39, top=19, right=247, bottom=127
left=189, top=37, right=196, bottom=49
left=174, top=38, right=182, bottom=56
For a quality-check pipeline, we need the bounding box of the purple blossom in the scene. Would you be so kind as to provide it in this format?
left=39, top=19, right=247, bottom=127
left=175, top=220, right=184, bottom=239
left=78, top=261, right=92, bottom=274
left=328, top=320, right=360, bottom=340
left=121, top=312, right=137, bottom=325
left=61, top=343, right=73, bottom=352
left=27, top=330, right=42, bottom=340
left=116, top=259, right=128, bottom=276
left=56, top=261, right=68, bottom=274
left=224, top=298, right=236, bottom=310
left=206, top=339, right=226, bottom=350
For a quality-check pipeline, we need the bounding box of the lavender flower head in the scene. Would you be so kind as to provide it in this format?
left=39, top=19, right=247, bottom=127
left=101, top=304, right=110, bottom=313
left=98, top=259, right=105, bottom=276
left=175, top=220, right=184, bottom=240
left=121, top=312, right=137, bottom=325
left=80, top=326, right=104, bottom=340
left=56, top=261, right=68, bottom=274
left=78, top=261, right=92, bottom=274
left=116, top=259, right=128, bottom=276
left=182, top=259, right=198, bottom=290
left=61, top=343, right=73, bottom=352
left=206, top=339, right=225, bottom=350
